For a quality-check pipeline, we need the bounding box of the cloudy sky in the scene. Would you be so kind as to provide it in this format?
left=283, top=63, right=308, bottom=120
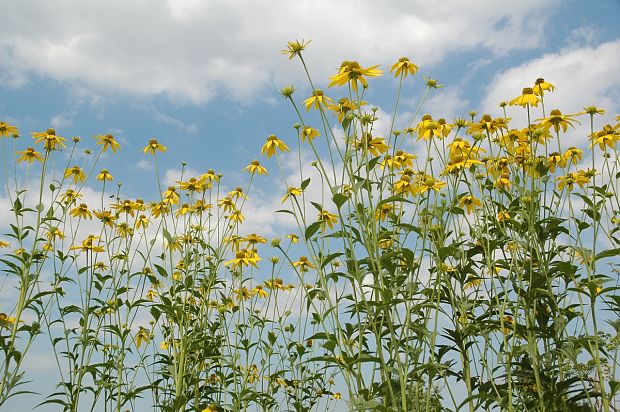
left=1, top=0, right=619, bottom=226
left=0, top=0, right=619, bottom=409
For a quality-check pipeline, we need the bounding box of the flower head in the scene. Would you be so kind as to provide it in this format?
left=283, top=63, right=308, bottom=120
left=96, top=169, right=114, bottom=181
left=532, top=78, right=555, bottom=96
left=16, top=147, right=44, bottom=163
left=94, top=134, right=121, bottom=153
left=0, top=122, right=19, bottom=138
left=243, top=159, right=267, bottom=175
left=390, top=57, right=419, bottom=78
left=509, top=87, right=540, bottom=108
left=281, top=39, right=311, bottom=60
left=261, top=135, right=289, bottom=158
left=143, top=138, right=167, bottom=154
left=329, top=61, right=382, bottom=93
left=32, top=128, right=67, bottom=151
left=537, top=109, right=580, bottom=134
left=303, top=89, right=334, bottom=111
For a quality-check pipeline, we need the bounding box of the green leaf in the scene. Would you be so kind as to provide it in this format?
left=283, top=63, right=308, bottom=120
left=301, top=177, right=311, bottom=190
left=332, top=193, right=348, bottom=208
left=305, top=221, right=322, bottom=240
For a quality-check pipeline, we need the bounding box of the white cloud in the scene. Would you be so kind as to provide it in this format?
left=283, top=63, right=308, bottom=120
left=0, top=0, right=559, bottom=104
left=50, top=111, right=75, bottom=129
left=482, top=39, right=620, bottom=121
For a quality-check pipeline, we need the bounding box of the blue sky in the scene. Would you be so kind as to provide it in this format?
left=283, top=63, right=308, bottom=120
left=0, top=1, right=619, bottom=409
left=1, top=1, right=619, bottom=218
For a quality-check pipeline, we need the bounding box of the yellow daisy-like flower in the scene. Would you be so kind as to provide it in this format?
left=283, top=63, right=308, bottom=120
left=16, top=147, right=44, bottom=163
left=178, top=177, right=204, bottom=192
left=135, top=327, right=151, bottom=349
left=390, top=57, right=419, bottom=78
left=143, top=138, right=167, bottom=154
left=0, top=241, right=10, bottom=248
left=94, top=210, right=117, bottom=227
left=228, top=209, right=244, bottom=223
left=354, top=133, right=389, bottom=156
left=0, top=121, right=19, bottom=137
left=60, top=189, right=81, bottom=205
left=300, top=126, right=320, bottom=143
left=244, top=233, right=267, bottom=245
left=333, top=392, right=342, bottom=400
left=225, top=249, right=261, bottom=269
left=303, top=89, right=334, bottom=111
left=64, top=166, right=86, bottom=184
left=293, top=256, right=316, bottom=272
left=416, top=115, right=441, bottom=141
left=233, top=287, right=251, bottom=301
left=589, top=124, right=620, bottom=150
left=495, top=173, right=511, bottom=190
left=199, top=169, right=220, bottom=182
left=317, top=210, right=338, bottom=231
left=547, top=152, right=566, bottom=172
left=32, top=128, right=67, bottom=151
left=497, top=210, right=511, bottom=222
left=218, top=196, right=236, bottom=212
left=96, top=169, right=113, bottom=181
left=243, top=159, right=267, bottom=175
left=327, top=98, right=365, bottom=123
left=94, top=133, right=121, bottom=153
left=329, top=60, right=382, bottom=93
left=162, top=186, right=180, bottom=205
left=281, top=39, right=311, bottom=60
left=563, top=147, right=583, bottom=165
left=69, top=235, right=105, bottom=252
left=459, top=195, right=482, bottom=214
left=252, top=285, right=268, bottom=298
left=70, top=203, right=93, bottom=220
left=135, top=214, right=150, bottom=230
left=150, top=202, right=169, bottom=218
left=261, top=135, right=289, bottom=158
left=532, top=78, right=555, bottom=96
left=508, top=87, right=540, bottom=108
left=537, top=109, right=580, bottom=134
left=414, top=174, right=446, bottom=195
left=287, top=234, right=299, bottom=244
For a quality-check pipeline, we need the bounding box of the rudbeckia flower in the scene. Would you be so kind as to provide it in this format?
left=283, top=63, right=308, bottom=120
left=70, top=203, right=92, bottom=219
left=0, top=121, right=19, bottom=137
left=94, top=133, right=121, bottom=153
left=537, top=109, right=580, bottom=133
left=64, top=166, right=86, bottom=184
left=329, top=61, right=382, bottom=93
left=303, top=89, right=334, bottom=111
left=389, top=57, right=418, bottom=78
left=96, top=169, right=114, bottom=181
left=508, top=88, right=540, bottom=108
left=589, top=124, right=619, bottom=150
left=300, top=126, right=320, bottom=143
left=261, top=135, right=289, bottom=158
left=459, top=195, right=482, bottom=214
left=281, top=39, right=311, bottom=60
left=532, top=78, right=555, bottom=96
left=16, top=147, right=43, bottom=163
left=143, top=138, right=167, bottom=154
left=243, top=159, right=267, bottom=175
left=32, top=128, right=67, bottom=151
left=317, top=210, right=338, bottom=230
left=69, top=235, right=105, bottom=252
left=293, top=256, right=316, bottom=272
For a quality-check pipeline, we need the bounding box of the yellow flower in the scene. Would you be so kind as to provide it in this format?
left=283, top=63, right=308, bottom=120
left=225, top=249, right=261, bottom=269
left=501, top=315, right=514, bottom=335
left=282, top=186, right=303, bottom=204
left=116, top=222, right=134, bottom=238
left=69, top=235, right=105, bottom=252
left=317, top=210, right=338, bottom=231
left=233, top=287, right=251, bottom=301
left=192, top=200, right=211, bottom=213
left=96, top=169, right=113, bottom=181
left=354, top=133, right=389, bottom=156
left=532, top=78, right=555, bottom=96
left=94, top=133, right=121, bottom=153
left=547, top=152, right=566, bottom=172
left=228, top=209, right=244, bottom=223
left=287, top=234, right=299, bottom=244
left=0, top=121, right=19, bottom=137
left=32, top=128, right=67, bottom=151
left=497, top=210, right=510, bottom=222
left=252, top=285, right=268, bottom=298
left=60, top=189, right=81, bottom=205
left=244, top=233, right=267, bottom=245
left=375, top=203, right=395, bottom=222
left=468, top=114, right=508, bottom=135
left=243, top=159, right=267, bottom=175
left=64, top=166, right=86, bottom=184
left=146, top=289, right=158, bottom=300
left=329, top=60, right=382, bottom=93
left=390, top=57, right=418, bottom=78
left=415, top=115, right=440, bottom=141
left=159, top=341, right=169, bottom=350
left=557, top=171, right=590, bottom=191
left=0, top=241, right=11, bottom=248
left=537, top=109, right=580, bottom=134
left=589, top=124, right=620, bottom=150
left=495, top=173, right=511, bottom=190
left=135, top=327, right=150, bottom=348
left=143, top=138, right=167, bottom=154
left=580, top=106, right=606, bottom=116
left=135, top=214, right=150, bottom=229
left=261, top=135, right=289, bottom=158
left=327, top=98, right=365, bottom=123
left=281, top=39, right=311, bottom=59
left=45, top=227, right=65, bottom=241
left=437, top=118, right=452, bottom=138
left=94, top=210, right=117, bottom=227
left=162, top=186, right=180, bottom=205
left=218, top=196, right=236, bottom=212
left=333, top=392, right=342, bottom=400
left=293, top=256, right=316, bottom=272
left=178, top=177, right=204, bottom=192
left=459, top=195, right=482, bottom=214
left=16, top=147, right=44, bottom=163
left=508, top=87, right=540, bottom=108
left=414, top=174, right=446, bottom=194
left=393, top=175, right=415, bottom=197
left=228, top=187, right=247, bottom=200
left=300, top=126, right=320, bottom=143
left=303, top=89, right=334, bottom=111
left=563, top=147, right=583, bottom=165
left=150, top=201, right=169, bottom=218
left=70, top=203, right=93, bottom=219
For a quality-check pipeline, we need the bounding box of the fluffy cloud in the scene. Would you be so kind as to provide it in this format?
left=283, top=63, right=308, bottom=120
left=482, top=39, right=620, bottom=121
left=0, top=0, right=558, bottom=104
